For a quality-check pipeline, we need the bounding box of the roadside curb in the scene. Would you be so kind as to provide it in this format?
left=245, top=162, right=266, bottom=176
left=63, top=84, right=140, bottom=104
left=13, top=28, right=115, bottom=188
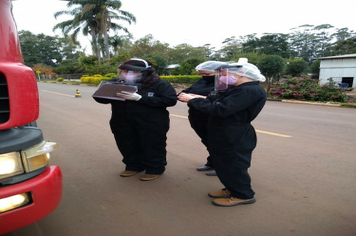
left=39, top=82, right=350, bottom=108
left=267, top=99, right=340, bottom=107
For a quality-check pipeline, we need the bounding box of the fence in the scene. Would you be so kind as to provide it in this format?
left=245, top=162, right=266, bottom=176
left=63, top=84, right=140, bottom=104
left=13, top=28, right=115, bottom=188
left=56, top=74, right=85, bottom=80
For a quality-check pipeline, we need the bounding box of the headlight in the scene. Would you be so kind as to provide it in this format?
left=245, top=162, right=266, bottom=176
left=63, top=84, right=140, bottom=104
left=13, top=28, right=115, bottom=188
left=0, top=152, right=24, bottom=180
left=0, top=193, right=31, bottom=213
left=21, top=141, right=58, bottom=172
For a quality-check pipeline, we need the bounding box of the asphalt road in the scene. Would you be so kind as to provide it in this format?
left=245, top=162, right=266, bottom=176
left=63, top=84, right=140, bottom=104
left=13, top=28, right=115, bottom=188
left=5, top=83, right=356, bottom=236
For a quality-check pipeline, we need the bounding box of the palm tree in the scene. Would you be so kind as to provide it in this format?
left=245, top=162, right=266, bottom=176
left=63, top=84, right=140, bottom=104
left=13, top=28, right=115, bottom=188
left=53, top=0, right=136, bottom=61
left=53, top=4, right=100, bottom=60
left=109, top=35, right=132, bottom=56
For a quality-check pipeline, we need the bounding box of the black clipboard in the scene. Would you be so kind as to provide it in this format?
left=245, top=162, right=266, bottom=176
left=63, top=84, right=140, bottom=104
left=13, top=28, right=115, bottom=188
left=92, top=81, right=138, bottom=101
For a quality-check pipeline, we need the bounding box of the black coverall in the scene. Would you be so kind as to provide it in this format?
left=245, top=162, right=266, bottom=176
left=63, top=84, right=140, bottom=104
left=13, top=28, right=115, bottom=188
left=188, top=81, right=266, bottom=199
left=94, top=79, right=177, bottom=175
left=180, top=76, right=215, bottom=167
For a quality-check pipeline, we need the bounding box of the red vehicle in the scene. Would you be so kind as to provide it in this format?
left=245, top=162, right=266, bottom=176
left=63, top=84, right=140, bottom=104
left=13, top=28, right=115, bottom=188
left=0, top=0, right=62, bottom=234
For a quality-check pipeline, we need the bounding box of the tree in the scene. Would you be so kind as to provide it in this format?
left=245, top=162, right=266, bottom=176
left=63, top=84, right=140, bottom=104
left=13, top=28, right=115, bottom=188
left=53, top=0, right=136, bottom=61
left=329, top=37, right=356, bottom=55
left=167, top=44, right=208, bottom=64
left=80, top=0, right=136, bottom=59
left=288, top=24, right=318, bottom=63
left=287, top=24, right=346, bottom=62
left=257, top=55, right=285, bottom=93
left=109, top=35, right=132, bottom=56
left=231, top=52, right=265, bottom=65
left=32, top=64, right=56, bottom=80
left=172, top=58, right=203, bottom=75
left=130, top=34, right=170, bottom=60
left=242, top=33, right=290, bottom=58
left=146, top=55, right=168, bottom=75
left=331, top=27, right=355, bottom=41
left=218, top=36, right=243, bottom=60
left=285, top=58, right=308, bottom=77
left=53, top=59, right=85, bottom=74
left=312, top=24, right=334, bottom=58
left=19, top=31, right=63, bottom=67
left=53, top=3, right=99, bottom=57
left=310, top=60, right=321, bottom=79
left=57, top=37, right=83, bottom=60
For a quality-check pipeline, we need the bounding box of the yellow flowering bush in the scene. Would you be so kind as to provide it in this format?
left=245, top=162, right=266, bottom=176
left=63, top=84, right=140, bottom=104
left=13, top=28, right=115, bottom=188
left=80, top=74, right=116, bottom=85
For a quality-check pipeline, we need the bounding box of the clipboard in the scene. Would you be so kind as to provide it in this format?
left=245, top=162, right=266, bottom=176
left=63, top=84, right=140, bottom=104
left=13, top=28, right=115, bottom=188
left=92, top=81, right=138, bottom=101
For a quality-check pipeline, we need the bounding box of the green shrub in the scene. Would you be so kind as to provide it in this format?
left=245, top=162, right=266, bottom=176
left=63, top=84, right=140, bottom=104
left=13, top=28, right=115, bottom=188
left=160, top=75, right=201, bottom=83
left=56, top=78, right=64, bottom=82
left=79, top=74, right=201, bottom=86
left=340, top=103, right=356, bottom=108
left=104, top=73, right=117, bottom=79
left=270, top=75, right=354, bottom=103
left=80, top=73, right=114, bottom=86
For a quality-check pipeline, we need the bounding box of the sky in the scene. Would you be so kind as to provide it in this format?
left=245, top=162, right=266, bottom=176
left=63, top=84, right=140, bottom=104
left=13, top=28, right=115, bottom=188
left=11, top=0, right=356, bottom=54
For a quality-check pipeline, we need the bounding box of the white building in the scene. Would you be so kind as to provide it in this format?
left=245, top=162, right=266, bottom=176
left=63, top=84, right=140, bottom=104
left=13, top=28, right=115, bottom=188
left=318, top=54, right=356, bottom=88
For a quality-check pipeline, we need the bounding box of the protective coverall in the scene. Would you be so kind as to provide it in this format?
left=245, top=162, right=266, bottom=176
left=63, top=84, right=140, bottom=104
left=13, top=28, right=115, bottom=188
left=180, top=76, right=215, bottom=167
left=188, top=81, right=266, bottom=199
left=94, top=79, right=177, bottom=175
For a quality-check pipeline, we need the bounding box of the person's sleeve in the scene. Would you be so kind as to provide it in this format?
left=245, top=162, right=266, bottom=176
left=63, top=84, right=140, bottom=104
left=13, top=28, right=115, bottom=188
left=139, top=81, right=177, bottom=107
left=181, top=80, right=213, bottom=96
left=180, top=86, right=192, bottom=94
left=92, top=97, right=112, bottom=104
left=188, top=88, right=259, bottom=118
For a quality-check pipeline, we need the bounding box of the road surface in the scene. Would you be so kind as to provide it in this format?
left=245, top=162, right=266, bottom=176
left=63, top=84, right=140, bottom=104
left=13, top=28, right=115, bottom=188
left=5, top=83, right=356, bottom=236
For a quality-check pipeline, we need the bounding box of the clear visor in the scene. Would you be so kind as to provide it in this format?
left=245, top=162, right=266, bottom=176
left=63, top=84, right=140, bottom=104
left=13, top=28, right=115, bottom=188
left=119, top=70, right=142, bottom=84
left=214, top=68, right=229, bottom=91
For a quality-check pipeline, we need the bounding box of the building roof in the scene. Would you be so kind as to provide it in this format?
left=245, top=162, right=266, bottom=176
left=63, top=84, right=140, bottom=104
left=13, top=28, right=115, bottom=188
left=318, top=54, right=356, bottom=60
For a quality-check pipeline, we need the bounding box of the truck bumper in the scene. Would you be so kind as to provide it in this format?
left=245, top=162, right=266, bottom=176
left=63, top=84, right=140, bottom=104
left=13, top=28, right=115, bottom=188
left=0, top=166, right=62, bottom=234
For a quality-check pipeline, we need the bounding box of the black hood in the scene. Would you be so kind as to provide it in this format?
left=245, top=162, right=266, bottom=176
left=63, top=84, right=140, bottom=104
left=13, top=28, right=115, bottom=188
left=202, top=75, right=215, bottom=83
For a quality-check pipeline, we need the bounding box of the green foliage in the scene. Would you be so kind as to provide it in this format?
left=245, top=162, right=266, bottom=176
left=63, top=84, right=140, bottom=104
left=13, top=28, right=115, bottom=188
left=78, top=55, right=118, bottom=75
left=257, top=55, right=285, bottom=93
left=54, top=0, right=136, bottom=60
left=310, top=60, right=321, bottom=79
left=56, top=78, right=64, bottom=82
left=19, top=30, right=63, bottom=67
left=80, top=74, right=112, bottom=85
left=78, top=55, right=97, bottom=65
left=340, top=103, right=356, bottom=108
left=242, top=33, right=290, bottom=58
left=78, top=74, right=201, bottom=85
left=257, top=55, right=285, bottom=78
left=172, top=58, right=204, bottom=75
left=285, top=58, right=308, bottom=77
left=53, top=59, right=85, bottom=74
left=157, top=75, right=201, bottom=84
left=232, top=52, right=265, bottom=65
left=109, top=53, right=132, bottom=65
left=329, top=38, right=356, bottom=55
left=270, top=76, right=354, bottom=103
left=104, top=73, right=117, bottom=79
left=146, top=55, right=167, bottom=75
left=168, top=44, right=209, bottom=64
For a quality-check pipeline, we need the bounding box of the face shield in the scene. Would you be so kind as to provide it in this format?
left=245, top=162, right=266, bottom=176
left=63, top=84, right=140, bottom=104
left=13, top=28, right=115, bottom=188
left=118, top=63, right=148, bottom=85
left=214, top=65, right=242, bottom=91
left=214, top=68, right=229, bottom=91
left=119, top=70, right=142, bottom=85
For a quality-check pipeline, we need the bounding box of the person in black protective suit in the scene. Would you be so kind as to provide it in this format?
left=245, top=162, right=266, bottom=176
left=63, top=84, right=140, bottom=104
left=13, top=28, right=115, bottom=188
left=93, top=58, right=177, bottom=181
left=178, top=61, right=228, bottom=176
left=178, top=59, right=267, bottom=207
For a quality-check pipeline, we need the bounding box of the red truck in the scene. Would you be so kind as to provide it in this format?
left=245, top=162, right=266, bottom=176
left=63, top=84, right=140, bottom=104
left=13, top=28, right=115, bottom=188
left=0, top=0, right=62, bottom=234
